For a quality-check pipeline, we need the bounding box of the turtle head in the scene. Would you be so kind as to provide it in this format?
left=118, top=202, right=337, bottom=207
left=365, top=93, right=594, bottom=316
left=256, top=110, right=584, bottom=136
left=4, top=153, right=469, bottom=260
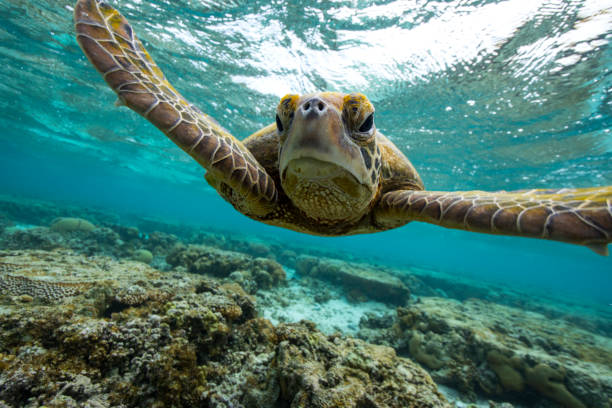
left=276, top=92, right=382, bottom=222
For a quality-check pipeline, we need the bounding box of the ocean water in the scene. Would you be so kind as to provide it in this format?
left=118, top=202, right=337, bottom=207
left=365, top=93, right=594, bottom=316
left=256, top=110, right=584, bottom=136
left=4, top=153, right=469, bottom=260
left=1, top=1, right=611, bottom=407
left=1, top=1, right=611, bottom=310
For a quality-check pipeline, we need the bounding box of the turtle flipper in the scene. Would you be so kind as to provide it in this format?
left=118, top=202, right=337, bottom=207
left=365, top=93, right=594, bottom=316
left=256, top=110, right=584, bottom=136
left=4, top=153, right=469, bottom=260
left=74, top=0, right=277, bottom=216
left=375, top=187, right=612, bottom=255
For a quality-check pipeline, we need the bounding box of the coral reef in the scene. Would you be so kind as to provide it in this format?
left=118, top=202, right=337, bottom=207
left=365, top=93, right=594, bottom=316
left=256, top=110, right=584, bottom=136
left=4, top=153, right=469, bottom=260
left=357, top=297, right=612, bottom=408
left=408, top=331, right=445, bottom=370
left=525, top=364, right=586, bottom=408
left=295, top=256, right=410, bottom=305
left=486, top=350, right=524, bottom=392
left=1, top=195, right=610, bottom=408
left=402, top=266, right=612, bottom=338
left=49, top=217, right=96, bottom=233
left=132, top=249, right=153, bottom=264
left=1, top=227, right=65, bottom=251
left=186, top=230, right=377, bottom=270
left=144, top=231, right=179, bottom=255
left=0, top=250, right=449, bottom=407
left=167, top=244, right=286, bottom=292
left=0, top=222, right=182, bottom=274
left=0, top=195, right=117, bottom=227
left=0, top=226, right=123, bottom=257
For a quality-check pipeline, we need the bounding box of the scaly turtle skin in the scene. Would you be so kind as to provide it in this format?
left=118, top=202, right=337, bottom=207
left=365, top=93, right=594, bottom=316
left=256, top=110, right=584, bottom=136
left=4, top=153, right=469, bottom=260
left=74, top=0, right=612, bottom=255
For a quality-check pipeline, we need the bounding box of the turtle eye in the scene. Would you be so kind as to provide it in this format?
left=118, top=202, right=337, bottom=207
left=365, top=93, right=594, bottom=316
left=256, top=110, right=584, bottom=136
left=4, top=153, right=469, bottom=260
left=358, top=113, right=374, bottom=133
left=275, top=114, right=284, bottom=132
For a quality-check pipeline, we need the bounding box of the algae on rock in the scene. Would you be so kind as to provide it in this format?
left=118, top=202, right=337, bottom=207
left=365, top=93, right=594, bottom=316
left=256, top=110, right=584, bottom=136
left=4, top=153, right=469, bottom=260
left=295, top=255, right=410, bottom=305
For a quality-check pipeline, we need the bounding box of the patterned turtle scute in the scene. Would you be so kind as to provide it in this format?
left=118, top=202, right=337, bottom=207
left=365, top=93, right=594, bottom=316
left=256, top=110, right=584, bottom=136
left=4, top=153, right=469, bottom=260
left=376, top=187, right=612, bottom=254
left=74, top=0, right=277, bottom=216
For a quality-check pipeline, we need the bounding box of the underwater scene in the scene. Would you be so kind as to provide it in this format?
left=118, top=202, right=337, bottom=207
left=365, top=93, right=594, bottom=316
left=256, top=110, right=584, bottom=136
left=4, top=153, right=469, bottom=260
left=1, top=0, right=611, bottom=407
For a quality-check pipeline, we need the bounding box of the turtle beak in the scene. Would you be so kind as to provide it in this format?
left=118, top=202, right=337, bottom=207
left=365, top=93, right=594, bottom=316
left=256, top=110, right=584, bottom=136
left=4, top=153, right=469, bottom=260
left=279, top=97, right=370, bottom=186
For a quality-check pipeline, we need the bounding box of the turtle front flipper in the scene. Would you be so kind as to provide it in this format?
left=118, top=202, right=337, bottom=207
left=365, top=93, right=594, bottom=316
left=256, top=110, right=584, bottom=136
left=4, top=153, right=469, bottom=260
left=74, top=0, right=277, bottom=216
left=375, top=187, right=612, bottom=255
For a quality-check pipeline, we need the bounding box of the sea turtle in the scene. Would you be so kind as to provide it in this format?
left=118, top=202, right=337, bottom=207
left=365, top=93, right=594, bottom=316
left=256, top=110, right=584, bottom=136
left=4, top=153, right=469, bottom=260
left=74, top=0, right=612, bottom=255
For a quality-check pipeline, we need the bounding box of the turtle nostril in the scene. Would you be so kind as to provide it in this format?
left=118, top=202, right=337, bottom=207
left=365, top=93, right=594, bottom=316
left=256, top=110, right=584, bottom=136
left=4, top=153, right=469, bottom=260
left=301, top=98, right=327, bottom=116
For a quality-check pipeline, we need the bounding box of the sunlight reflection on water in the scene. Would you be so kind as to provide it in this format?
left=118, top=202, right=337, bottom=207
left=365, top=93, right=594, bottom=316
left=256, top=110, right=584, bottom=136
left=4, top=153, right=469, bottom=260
left=0, top=0, right=610, bottom=191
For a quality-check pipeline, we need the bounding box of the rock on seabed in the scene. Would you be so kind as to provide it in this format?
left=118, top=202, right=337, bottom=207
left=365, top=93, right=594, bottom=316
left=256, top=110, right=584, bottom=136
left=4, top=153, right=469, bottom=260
left=358, top=297, right=612, bottom=408
left=0, top=249, right=449, bottom=408
left=296, top=256, right=411, bottom=305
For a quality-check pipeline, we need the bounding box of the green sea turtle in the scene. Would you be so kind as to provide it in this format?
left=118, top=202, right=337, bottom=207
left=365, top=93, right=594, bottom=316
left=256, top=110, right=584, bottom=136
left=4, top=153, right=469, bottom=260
left=74, top=0, right=612, bottom=255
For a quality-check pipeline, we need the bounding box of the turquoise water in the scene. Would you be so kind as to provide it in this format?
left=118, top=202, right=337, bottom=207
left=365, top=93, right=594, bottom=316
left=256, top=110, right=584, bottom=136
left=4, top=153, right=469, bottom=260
left=1, top=0, right=611, bottom=302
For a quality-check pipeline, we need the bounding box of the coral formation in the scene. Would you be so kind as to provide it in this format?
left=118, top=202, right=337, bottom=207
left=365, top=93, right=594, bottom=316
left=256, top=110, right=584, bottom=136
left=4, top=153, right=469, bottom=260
left=167, top=244, right=286, bottom=292
left=1, top=196, right=610, bottom=408
left=49, top=217, right=96, bottom=233
left=144, top=230, right=179, bottom=255
left=132, top=248, right=153, bottom=264
left=486, top=350, right=524, bottom=392
left=525, top=364, right=586, bottom=408
left=0, top=221, right=180, bottom=273
left=357, top=297, right=612, bottom=408
left=0, top=227, right=65, bottom=251
left=409, top=331, right=445, bottom=370
left=0, top=273, right=90, bottom=301
left=0, top=226, right=121, bottom=257
left=0, top=250, right=449, bottom=407
left=401, top=266, right=612, bottom=338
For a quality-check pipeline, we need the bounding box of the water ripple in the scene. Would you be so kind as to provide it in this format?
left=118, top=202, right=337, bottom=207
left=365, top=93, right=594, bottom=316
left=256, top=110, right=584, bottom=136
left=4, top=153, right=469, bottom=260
left=0, top=0, right=610, bottom=189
